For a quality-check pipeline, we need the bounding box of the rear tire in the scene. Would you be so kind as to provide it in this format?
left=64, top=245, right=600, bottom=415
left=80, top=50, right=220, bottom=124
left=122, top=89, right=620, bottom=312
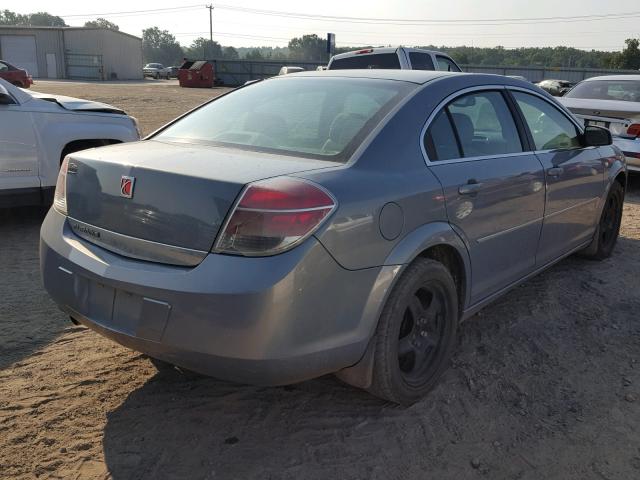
left=12, top=81, right=23, bottom=87
left=369, top=258, right=459, bottom=405
left=582, top=182, right=624, bottom=260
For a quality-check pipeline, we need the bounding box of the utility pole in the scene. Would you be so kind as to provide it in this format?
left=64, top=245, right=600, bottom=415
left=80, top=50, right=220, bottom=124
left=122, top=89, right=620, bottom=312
left=207, top=4, right=214, bottom=54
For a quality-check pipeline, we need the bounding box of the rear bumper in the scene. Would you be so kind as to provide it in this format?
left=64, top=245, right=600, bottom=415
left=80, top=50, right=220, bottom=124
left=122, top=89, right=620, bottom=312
left=613, top=136, right=640, bottom=171
left=40, top=209, right=380, bottom=385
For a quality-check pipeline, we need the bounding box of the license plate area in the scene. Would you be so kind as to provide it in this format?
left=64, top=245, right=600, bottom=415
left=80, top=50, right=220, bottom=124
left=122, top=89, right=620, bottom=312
left=585, top=119, right=610, bottom=129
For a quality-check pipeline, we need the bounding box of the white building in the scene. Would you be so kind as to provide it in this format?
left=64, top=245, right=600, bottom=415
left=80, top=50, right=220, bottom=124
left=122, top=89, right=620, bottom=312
left=0, top=26, right=143, bottom=80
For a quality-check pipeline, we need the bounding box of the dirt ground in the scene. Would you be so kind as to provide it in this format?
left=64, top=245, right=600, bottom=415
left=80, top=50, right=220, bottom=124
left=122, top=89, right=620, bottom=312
left=1, top=80, right=640, bottom=480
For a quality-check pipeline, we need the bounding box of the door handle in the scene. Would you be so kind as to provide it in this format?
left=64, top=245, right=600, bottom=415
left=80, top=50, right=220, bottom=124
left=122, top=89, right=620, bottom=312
left=458, top=182, right=484, bottom=195
left=547, top=167, right=564, bottom=177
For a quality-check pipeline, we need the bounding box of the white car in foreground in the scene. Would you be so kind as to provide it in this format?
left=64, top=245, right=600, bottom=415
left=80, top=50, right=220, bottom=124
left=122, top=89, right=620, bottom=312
left=559, top=75, right=640, bottom=172
left=0, top=79, right=140, bottom=207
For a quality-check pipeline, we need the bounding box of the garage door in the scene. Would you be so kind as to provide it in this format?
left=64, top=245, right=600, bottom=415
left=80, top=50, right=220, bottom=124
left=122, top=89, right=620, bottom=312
left=1, top=35, right=38, bottom=77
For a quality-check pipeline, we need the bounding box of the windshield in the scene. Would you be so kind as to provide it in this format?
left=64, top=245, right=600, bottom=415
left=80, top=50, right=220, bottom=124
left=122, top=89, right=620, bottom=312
left=155, top=77, right=413, bottom=161
left=330, top=53, right=401, bottom=70
left=565, top=80, right=640, bottom=102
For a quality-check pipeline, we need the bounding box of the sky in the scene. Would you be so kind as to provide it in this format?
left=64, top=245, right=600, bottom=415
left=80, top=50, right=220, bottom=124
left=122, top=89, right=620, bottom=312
left=4, top=0, right=640, bottom=51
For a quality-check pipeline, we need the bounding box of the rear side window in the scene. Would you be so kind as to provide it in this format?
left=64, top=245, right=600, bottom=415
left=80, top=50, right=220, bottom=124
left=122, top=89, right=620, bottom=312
left=409, top=52, right=435, bottom=71
left=424, top=110, right=461, bottom=161
left=425, top=91, right=523, bottom=160
left=436, top=56, right=461, bottom=72
left=513, top=92, right=581, bottom=150
left=0, top=62, right=7, bottom=72
left=330, top=53, right=401, bottom=70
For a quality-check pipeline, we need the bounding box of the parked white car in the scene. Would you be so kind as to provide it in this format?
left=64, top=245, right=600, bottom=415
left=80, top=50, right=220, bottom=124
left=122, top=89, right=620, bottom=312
left=0, top=79, right=140, bottom=207
left=559, top=75, right=640, bottom=172
left=143, top=63, right=170, bottom=79
left=328, top=47, right=461, bottom=72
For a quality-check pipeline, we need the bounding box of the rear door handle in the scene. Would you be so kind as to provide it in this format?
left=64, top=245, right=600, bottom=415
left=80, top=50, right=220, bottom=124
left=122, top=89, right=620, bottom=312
left=458, top=182, right=484, bottom=195
left=547, top=167, right=564, bottom=177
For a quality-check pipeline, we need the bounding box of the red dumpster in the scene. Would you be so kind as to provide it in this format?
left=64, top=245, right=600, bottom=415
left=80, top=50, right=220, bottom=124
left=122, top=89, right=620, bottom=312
left=178, top=60, right=214, bottom=88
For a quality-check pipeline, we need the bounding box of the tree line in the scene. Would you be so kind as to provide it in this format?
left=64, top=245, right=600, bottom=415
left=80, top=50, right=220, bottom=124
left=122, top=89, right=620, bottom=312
left=2, top=10, right=640, bottom=70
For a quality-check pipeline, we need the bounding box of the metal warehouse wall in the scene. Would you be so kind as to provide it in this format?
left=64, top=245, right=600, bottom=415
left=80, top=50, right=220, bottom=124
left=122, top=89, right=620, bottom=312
left=64, top=29, right=143, bottom=80
left=0, top=27, right=65, bottom=78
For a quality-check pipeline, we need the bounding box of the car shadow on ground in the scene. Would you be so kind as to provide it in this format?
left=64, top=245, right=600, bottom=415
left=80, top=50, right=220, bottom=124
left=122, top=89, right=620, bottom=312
left=102, top=236, right=640, bottom=480
left=0, top=206, right=69, bottom=369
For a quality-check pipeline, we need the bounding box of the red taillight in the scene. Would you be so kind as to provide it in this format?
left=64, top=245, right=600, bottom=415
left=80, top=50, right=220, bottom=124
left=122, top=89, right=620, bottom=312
left=214, top=177, right=336, bottom=256
left=356, top=49, right=374, bottom=55
left=627, top=123, right=640, bottom=137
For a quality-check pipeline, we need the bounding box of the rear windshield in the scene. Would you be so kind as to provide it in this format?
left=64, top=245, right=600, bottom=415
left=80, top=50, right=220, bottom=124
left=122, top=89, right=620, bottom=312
left=565, top=80, right=640, bottom=102
left=155, top=77, right=413, bottom=161
left=330, top=53, right=401, bottom=70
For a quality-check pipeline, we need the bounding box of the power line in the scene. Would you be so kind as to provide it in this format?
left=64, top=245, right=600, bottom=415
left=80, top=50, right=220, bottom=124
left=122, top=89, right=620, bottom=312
left=214, top=4, right=640, bottom=26
left=59, top=5, right=204, bottom=18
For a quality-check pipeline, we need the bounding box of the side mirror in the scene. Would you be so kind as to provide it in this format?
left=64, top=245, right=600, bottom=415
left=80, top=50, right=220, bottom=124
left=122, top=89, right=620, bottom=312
left=0, top=84, right=14, bottom=105
left=583, top=125, right=612, bottom=147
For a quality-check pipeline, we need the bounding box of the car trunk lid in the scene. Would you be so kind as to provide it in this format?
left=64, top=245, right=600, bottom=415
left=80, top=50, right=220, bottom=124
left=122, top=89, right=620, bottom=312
left=65, top=140, right=340, bottom=265
left=560, top=97, right=640, bottom=137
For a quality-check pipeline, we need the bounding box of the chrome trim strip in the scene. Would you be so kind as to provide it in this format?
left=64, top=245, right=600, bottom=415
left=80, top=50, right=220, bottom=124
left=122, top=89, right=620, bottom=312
left=419, top=84, right=509, bottom=166
left=236, top=205, right=333, bottom=213
left=419, top=84, right=588, bottom=166
left=544, top=197, right=598, bottom=220
left=477, top=217, right=543, bottom=244
left=67, top=217, right=208, bottom=267
left=58, top=266, right=73, bottom=275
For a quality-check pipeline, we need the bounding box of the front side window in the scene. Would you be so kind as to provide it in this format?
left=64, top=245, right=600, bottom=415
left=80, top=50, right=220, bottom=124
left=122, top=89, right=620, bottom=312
left=513, top=91, right=581, bottom=150
left=330, top=53, right=401, bottom=70
left=409, top=52, right=435, bottom=71
left=436, top=56, right=461, bottom=72
left=0, top=62, right=8, bottom=72
left=156, top=77, right=413, bottom=161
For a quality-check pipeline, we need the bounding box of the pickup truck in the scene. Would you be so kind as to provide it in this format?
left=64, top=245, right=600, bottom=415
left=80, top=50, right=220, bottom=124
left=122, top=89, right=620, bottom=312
left=328, top=47, right=461, bottom=72
left=0, top=79, right=140, bottom=207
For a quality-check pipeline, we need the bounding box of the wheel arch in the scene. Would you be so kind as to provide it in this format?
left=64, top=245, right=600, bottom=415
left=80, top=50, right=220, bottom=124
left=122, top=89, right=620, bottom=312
left=336, top=222, right=471, bottom=389
left=60, top=139, right=122, bottom=163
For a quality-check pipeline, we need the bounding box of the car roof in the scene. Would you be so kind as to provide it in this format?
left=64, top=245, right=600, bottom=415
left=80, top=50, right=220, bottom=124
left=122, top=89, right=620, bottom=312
left=331, top=46, right=451, bottom=60
left=582, top=74, right=640, bottom=82
left=280, top=69, right=461, bottom=84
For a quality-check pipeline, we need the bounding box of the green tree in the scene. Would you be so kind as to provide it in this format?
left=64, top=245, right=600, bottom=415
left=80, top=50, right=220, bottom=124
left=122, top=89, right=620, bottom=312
left=0, top=9, right=66, bottom=26
left=245, top=49, right=264, bottom=60
left=184, top=37, right=223, bottom=59
left=288, top=34, right=326, bottom=61
left=222, top=46, right=239, bottom=60
left=142, top=27, right=184, bottom=66
left=610, top=38, right=640, bottom=70
left=84, top=18, right=119, bottom=31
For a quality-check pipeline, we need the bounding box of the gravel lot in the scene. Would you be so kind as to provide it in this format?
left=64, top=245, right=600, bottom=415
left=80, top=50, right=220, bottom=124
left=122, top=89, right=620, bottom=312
left=1, top=80, right=639, bottom=480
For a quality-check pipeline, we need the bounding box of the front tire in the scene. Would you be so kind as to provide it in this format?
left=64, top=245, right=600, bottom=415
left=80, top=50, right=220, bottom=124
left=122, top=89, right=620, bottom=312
left=582, top=182, right=624, bottom=260
left=369, top=258, right=459, bottom=405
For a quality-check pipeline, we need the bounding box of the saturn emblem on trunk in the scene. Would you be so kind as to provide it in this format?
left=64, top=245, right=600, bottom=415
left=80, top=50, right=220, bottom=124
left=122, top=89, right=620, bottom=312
left=120, top=176, right=135, bottom=198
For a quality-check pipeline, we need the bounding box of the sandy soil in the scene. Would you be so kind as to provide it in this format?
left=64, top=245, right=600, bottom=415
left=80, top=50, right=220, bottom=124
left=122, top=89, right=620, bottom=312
left=29, top=79, right=232, bottom=136
left=1, top=80, right=640, bottom=480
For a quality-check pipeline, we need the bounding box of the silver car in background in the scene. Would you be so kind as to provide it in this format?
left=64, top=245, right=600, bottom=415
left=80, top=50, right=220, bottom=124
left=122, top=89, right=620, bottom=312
left=560, top=75, right=640, bottom=172
left=41, top=71, right=626, bottom=405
